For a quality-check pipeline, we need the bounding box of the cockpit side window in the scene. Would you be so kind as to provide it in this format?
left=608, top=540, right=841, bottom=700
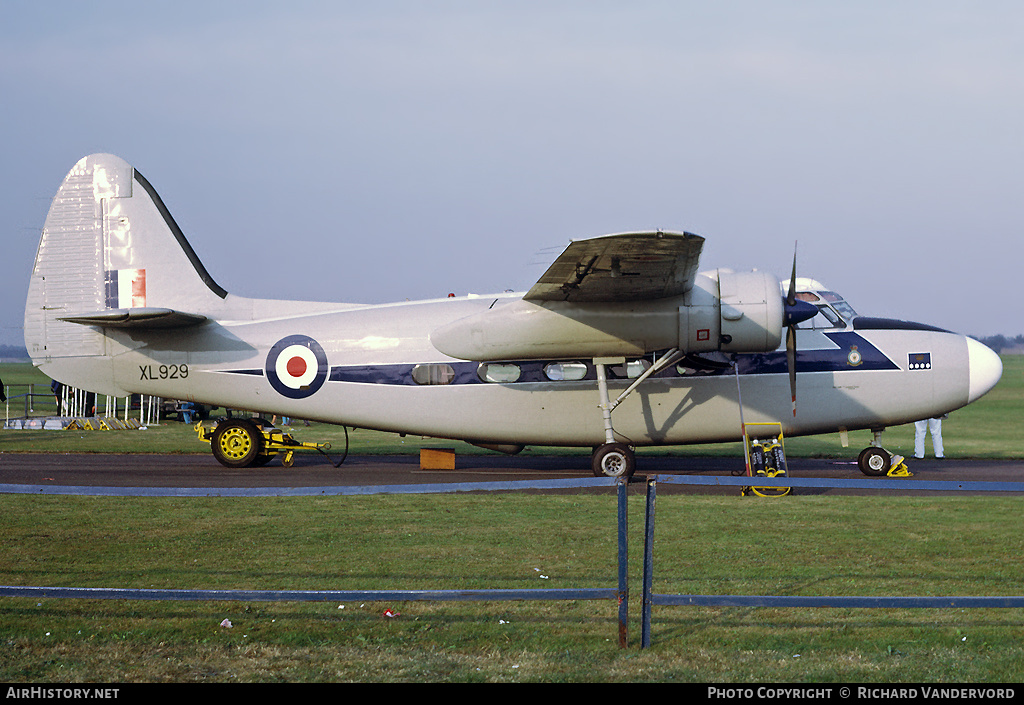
left=820, top=291, right=858, bottom=319
left=830, top=301, right=858, bottom=321
left=817, top=306, right=843, bottom=327
left=795, top=291, right=858, bottom=330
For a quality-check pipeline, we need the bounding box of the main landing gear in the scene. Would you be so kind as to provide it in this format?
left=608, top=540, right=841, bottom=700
left=857, top=430, right=912, bottom=477
left=589, top=351, right=686, bottom=479
left=592, top=442, right=636, bottom=479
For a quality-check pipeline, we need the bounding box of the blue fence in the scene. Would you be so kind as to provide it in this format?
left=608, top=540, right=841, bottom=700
left=0, top=476, right=633, bottom=648
left=637, top=474, right=1024, bottom=649
left=3, top=472, right=1024, bottom=650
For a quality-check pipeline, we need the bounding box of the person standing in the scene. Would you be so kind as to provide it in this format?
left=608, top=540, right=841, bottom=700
left=914, top=417, right=944, bottom=459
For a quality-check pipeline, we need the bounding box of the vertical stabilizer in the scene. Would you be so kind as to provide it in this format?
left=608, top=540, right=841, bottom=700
left=24, top=154, right=229, bottom=365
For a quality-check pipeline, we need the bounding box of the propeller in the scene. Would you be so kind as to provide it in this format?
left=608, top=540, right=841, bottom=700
left=782, top=243, right=818, bottom=416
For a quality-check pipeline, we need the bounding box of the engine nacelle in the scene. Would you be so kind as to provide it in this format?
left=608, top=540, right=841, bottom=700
left=430, top=269, right=784, bottom=361
left=680, top=270, right=784, bottom=354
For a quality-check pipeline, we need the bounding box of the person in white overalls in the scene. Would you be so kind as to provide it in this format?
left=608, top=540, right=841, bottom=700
left=914, top=417, right=945, bottom=459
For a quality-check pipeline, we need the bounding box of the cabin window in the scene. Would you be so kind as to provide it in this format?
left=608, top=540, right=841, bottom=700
left=411, top=363, right=456, bottom=385
left=544, top=361, right=588, bottom=381
left=477, top=362, right=521, bottom=383
left=612, top=359, right=651, bottom=379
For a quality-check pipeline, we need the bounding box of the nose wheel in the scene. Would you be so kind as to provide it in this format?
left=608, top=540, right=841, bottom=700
left=858, top=445, right=912, bottom=477
left=857, top=446, right=890, bottom=476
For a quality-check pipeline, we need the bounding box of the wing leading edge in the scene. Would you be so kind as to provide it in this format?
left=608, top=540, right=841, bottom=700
left=523, top=230, right=704, bottom=303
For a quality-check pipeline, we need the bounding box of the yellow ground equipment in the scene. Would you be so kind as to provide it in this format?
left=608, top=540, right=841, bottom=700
left=196, top=417, right=336, bottom=468
left=887, top=454, right=912, bottom=477
left=741, top=422, right=791, bottom=497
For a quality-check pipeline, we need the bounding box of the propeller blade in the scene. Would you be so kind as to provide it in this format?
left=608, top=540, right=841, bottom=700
left=786, top=241, right=799, bottom=416
left=787, top=242, right=798, bottom=307
left=787, top=324, right=797, bottom=416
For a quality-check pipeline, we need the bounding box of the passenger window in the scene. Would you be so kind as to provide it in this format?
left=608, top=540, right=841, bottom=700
left=411, top=363, right=456, bottom=385
left=544, top=361, right=588, bottom=381
left=477, top=363, right=521, bottom=383
left=611, top=359, right=651, bottom=378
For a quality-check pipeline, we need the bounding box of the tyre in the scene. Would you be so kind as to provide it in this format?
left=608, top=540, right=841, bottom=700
left=592, top=443, right=636, bottom=479
left=858, top=446, right=890, bottom=476
left=211, top=419, right=265, bottom=468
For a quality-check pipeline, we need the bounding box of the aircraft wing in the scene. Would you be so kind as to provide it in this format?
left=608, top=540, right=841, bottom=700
left=523, top=231, right=705, bottom=302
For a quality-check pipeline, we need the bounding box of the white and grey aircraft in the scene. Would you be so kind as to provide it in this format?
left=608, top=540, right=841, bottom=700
left=23, top=154, right=1003, bottom=478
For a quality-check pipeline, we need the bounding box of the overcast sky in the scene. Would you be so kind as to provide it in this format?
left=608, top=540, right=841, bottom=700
left=2, top=1, right=1022, bottom=348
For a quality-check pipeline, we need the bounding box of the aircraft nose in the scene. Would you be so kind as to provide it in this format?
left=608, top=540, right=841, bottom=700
left=966, top=337, right=1003, bottom=403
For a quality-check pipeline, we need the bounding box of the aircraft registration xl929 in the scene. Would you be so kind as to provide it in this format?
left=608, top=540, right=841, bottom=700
left=23, top=154, right=1003, bottom=478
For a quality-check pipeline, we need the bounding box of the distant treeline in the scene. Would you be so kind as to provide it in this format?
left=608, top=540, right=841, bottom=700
left=0, top=344, right=28, bottom=359
left=974, top=335, right=1024, bottom=353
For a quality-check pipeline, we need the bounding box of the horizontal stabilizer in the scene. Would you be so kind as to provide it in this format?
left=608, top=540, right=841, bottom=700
left=57, top=307, right=207, bottom=329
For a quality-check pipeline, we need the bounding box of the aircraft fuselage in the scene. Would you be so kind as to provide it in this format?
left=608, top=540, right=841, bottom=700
left=38, top=291, right=988, bottom=449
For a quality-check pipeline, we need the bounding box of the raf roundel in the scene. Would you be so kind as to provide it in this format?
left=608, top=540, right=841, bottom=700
left=266, top=335, right=329, bottom=399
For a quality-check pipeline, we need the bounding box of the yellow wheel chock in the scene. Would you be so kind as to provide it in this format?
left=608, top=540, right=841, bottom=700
left=887, top=454, right=913, bottom=477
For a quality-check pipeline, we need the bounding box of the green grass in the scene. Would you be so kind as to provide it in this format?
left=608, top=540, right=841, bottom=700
left=3, top=356, right=1023, bottom=458
left=0, top=493, right=1022, bottom=682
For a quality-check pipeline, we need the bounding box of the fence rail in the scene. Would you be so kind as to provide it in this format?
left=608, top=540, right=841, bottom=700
left=638, top=474, right=1024, bottom=648
left=2, top=472, right=1023, bottom=650
left=0, top=476, right=632, bottom=647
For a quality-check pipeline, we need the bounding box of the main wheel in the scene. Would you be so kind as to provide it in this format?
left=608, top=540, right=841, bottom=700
left=211, top=419, right=265, bottom=468
left=592, top=443, right=636, bottom=479
left=858, top=446, right=890, bottom=476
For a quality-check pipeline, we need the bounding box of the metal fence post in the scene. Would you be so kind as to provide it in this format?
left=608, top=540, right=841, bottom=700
left=617, top=479, right=628, bottom=648
left=640, top=476, right=656, bottom=649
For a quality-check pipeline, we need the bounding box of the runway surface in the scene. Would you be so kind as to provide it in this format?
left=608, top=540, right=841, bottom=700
left=1, top=451, right=1023, bottom=496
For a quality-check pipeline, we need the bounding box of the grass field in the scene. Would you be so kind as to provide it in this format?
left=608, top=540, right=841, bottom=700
left=1, top=493, right=1023, bottom=682
left=1, top=357, right=1022, bottom=682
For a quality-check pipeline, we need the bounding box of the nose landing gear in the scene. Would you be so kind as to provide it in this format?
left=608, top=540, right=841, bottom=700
left=858, top=446, right=912, bottom=477
left=858, top=430, right=912, bottom=477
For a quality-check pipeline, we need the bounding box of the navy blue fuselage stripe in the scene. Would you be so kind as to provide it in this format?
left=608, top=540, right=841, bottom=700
left=223, top=331, right=900, bottom=386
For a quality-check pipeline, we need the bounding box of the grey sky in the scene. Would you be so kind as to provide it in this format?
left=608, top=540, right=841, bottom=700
left=2, top=1, right=1021, bottom=347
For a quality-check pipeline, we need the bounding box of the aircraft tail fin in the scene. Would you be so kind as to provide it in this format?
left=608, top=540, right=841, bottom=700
left=24, top=154, right=229, bottom=367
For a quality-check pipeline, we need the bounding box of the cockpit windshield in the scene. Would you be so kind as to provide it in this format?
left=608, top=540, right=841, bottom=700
left=794, top=289, right=858, bottom=329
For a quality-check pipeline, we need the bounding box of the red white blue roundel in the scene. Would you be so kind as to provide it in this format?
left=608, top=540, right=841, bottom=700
left=266, top=335, right=328, bottom=399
